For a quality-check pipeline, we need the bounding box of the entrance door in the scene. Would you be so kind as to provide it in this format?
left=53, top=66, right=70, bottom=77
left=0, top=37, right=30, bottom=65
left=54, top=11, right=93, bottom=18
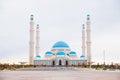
left=59, top=60, right=62, bottom=66
left=66, top=60, right=68, bottom=66
left=52, top=61, right=55, bottom=66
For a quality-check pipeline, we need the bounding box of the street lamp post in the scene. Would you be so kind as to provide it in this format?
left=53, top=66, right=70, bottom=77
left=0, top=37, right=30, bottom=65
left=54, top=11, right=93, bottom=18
left=103, top=50, right=106, bottom=70
left=103, top=50, right=105, bottom=65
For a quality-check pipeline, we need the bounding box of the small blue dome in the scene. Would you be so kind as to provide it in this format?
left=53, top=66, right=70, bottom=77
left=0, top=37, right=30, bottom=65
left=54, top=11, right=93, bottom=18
left=69, top=51, right=76, bottom=54
left=45, top=51, right=52, bottom=55
left=36, top=55, right=41, bottom=58
left=80, top=55, right=86, bottom=58
left=87, top=14, right=90, bottom=16
left=56, top=51, right=65, bottom=55
left=52, top=41, right=69, bottom=48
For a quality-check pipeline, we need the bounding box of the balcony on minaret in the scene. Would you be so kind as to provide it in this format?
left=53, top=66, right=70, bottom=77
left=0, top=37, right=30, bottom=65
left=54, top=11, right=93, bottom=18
left=30, top=14, right=34, bottom=21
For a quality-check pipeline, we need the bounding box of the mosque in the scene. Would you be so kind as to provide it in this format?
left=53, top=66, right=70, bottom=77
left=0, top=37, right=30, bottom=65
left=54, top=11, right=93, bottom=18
left=29, top=14, right=91, bottom=66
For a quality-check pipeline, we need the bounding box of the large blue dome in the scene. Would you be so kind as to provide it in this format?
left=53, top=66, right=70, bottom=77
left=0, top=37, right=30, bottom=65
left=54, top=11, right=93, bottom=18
left=52, top=41, right=69, bottom=48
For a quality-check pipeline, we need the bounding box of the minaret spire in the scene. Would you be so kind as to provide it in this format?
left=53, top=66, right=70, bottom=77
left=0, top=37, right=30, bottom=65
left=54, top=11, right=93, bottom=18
left=86, top=14, right=91, bottom=65
left=29, top=14, right=34, bottom=65
left=36, top=24, right=40, bottom=57
left=82, top=24, right=85, bottom=56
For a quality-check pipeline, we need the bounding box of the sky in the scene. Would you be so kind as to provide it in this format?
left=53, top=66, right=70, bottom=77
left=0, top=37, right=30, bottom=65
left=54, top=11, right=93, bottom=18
left=0, top=0, right=120, bottom=64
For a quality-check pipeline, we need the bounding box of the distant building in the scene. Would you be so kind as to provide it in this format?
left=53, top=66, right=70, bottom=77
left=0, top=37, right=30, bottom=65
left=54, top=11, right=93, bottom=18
left=29, top=14, right=91, bottom=66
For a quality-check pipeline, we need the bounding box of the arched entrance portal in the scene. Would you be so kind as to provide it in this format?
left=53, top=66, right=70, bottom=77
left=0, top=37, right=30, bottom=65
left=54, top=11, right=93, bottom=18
left=52, top=61, right=55, bottom=66
left=59, top=60, right=62, bottom=66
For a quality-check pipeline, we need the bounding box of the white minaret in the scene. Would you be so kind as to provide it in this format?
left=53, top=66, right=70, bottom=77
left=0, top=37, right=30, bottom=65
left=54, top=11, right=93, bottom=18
left=86, top=14, right=91, bottom=65
left=36, top=24, right=40, bottom=56
left=82, top=24, right=85, bottom=56
left=29, top=14, right=34, bottom=65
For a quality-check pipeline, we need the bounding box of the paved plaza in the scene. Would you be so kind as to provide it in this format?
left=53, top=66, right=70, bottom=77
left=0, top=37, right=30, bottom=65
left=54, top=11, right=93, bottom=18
left=0, top=69, right=120, bottom=80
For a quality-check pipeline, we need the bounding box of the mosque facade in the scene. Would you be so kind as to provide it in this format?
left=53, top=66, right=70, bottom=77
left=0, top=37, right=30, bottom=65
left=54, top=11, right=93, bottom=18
left=29, top=14, right=91, bottom=66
